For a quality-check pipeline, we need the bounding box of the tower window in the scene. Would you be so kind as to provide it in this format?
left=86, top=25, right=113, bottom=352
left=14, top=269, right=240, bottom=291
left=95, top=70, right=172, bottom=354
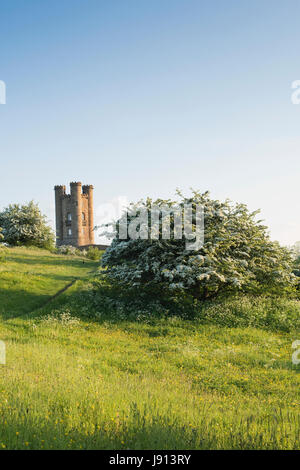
left=67, top=228, right=72, bottom=237
left=82, top=212, right=85, bottom=221
left=67, top=212, right=72, bottom=221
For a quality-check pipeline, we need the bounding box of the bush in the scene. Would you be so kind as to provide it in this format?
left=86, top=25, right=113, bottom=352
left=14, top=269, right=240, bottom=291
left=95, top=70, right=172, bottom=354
left=101, top=190, right=296, bottom=300
left=57, top=245, right=78, bottom=256
left=293, top=255, right=300, bottom=290
left=0, top=228, right=6, bottom=262
left=56, top=245, right=102, bottom=260
left=86, top=246, right=101, bottom=260
left=59, top=279, right=300, bottom=332
left=199, top=295, right=300, bottom=331
left=0, top=201, right=54, bottom=250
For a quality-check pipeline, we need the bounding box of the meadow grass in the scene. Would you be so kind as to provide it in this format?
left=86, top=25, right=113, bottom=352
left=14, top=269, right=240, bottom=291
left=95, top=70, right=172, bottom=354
left=0, top=246, right=95, bottom=319
left=0, top=247, right=299, bottom=449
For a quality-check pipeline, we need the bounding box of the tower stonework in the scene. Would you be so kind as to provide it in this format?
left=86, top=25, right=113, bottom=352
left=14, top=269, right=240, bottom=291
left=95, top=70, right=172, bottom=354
left=54, top=182, right=95, bottom=247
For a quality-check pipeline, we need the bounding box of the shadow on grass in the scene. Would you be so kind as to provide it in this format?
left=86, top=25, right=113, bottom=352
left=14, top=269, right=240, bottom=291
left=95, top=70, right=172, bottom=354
left=0, top=250, right=98, bottom=320
left=0, top=279, right=78, bottom=320
left=0, top=418, right=204, bottom=450
left=2, top=406, right=299, bottom=450
left=0, top=289, right=58, bottom=320
left=6, top=253, right=95, bottom=270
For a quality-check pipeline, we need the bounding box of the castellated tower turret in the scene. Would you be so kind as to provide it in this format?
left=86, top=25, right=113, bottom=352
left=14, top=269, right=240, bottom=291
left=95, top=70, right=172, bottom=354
left=54, top=182, right=94, bottom=247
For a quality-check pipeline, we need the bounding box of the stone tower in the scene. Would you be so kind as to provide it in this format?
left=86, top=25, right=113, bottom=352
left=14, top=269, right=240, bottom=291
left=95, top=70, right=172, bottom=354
left=54, top=182, right=94, bottom=247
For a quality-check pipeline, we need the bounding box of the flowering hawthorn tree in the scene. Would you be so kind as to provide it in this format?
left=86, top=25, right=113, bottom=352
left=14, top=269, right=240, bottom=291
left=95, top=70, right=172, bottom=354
left=101, top=191, right=295, bottom=300
left=0, top=201, right=54, bottom=249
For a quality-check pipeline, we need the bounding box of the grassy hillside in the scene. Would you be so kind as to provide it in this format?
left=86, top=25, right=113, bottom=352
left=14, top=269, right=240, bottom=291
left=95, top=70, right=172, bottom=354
left=0, top=247, right=299, bottom=450
left=0, top=246, right=96, bottom=319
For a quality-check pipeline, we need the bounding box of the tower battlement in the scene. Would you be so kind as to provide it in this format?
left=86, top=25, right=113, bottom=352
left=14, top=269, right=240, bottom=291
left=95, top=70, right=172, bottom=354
left=54, top=182, right=94, bottom=247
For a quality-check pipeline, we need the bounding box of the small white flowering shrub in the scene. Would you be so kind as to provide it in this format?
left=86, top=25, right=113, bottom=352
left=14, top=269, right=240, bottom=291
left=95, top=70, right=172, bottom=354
left=57, top=245, right=78, bottom=256
left=41, top=309, right=80, bottom=327
left=101, top=190, right=296, bottom=300
left=57, top=245, right=95, bottom=258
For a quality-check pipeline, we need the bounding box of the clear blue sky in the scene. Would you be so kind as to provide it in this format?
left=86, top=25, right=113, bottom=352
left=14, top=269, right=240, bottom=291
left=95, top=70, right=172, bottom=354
left=0, top=0, right=299, bottom=245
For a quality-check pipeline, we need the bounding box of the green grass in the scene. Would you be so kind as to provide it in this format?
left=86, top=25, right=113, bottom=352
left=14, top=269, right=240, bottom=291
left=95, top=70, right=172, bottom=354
left=0, top=247, right=299, bottom=449
left=0, top=246, right=96, bottom=319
